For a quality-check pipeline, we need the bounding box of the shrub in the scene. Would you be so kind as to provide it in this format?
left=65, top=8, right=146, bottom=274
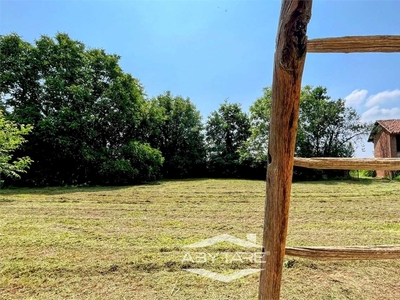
left=360, top=170, right=376, bottom=177
left=99, top=142, right=164, bottom=185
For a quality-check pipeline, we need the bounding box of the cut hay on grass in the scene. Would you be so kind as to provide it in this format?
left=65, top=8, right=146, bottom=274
left=0, top=179, right=399, bottom=299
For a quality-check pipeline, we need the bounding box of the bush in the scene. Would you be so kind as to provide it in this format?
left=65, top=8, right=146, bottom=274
left=99, top=142, right=164, bottom=185
left=360, top=170, right=376, bottom=177
left=349, top=170, right=376, bottom=179
left=393, top=170, right=400, bottom=181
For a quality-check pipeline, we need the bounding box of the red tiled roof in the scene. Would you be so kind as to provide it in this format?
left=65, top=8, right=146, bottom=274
left=367, top=119, right=400, bottom=142
left=376, top=119, right=400, bottom=134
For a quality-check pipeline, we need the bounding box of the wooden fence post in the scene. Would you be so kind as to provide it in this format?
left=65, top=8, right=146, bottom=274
left=258, top=1, right=313, bottom=299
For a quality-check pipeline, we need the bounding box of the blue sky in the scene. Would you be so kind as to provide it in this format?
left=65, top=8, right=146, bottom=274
left=1, top=0, right=400, bottom=157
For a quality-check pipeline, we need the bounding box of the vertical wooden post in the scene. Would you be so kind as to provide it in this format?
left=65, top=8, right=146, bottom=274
left=259, top=1, right=312, bottom=299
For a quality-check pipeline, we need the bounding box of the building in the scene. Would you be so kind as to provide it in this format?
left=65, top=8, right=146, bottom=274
left=368, top=119, right=400, bottom=178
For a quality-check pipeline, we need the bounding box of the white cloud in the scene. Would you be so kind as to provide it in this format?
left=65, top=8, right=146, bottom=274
left=361, top=105, right=400, bottom=122
left=344, top=89, right=368, bottom=107
left=365, top=89, right=400, bottom=107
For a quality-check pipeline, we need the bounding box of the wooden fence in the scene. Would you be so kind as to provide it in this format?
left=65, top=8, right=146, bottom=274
left=259, top=1, right=400, bottom=299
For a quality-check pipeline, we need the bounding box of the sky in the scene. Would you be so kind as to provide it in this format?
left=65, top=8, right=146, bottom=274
left=1, top=0, right=400, bottom=158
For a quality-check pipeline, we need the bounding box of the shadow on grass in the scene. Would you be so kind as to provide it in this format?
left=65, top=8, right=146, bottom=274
left=1, top=177, right=396, bottom=196
left=0, top=181, right=163, bottom=196
left=0, top=177, right=227, bottom=196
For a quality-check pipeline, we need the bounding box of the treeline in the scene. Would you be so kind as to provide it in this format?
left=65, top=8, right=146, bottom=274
left=0, top=33, right=370, bottom=186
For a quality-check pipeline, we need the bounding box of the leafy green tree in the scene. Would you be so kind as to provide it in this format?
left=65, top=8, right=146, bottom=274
left=0, top=110, right=33, bottom=182
left=243, top=86, right=370, bottom=179
left=239, top=87, right=271, bottom=168
left=205, top=100, right=251, bottom=177
left=296, top=86, right=370, bottom=158
left=294, top=86, right=371, bottom=179
left=0, top=33, right=160, bottom=185
left=243, top=86, right=369, bottom=158
left=149, top=92, right=206, bottom=178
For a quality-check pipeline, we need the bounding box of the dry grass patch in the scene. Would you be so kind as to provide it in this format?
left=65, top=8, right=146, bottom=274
left=0, top=179, right=399, bottom=299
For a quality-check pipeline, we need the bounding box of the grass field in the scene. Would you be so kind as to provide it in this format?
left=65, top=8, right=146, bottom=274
left=0, top=179, right=399, bottom=299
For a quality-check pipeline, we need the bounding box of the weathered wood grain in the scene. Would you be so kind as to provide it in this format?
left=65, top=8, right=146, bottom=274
left=308, top=35, right=400, bottom=53
left=294, top=157, right=400, bottom=170
left=285, top=245, right=400, bottom=260
left=259, top=1, right=313, bottom=299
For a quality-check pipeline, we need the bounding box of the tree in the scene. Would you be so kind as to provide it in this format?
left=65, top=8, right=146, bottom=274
left=205, top=100, right=251, bottom=177
left=296, top=86, right=370, bottom=158
left=149, top=92, right=206, bottom=178
left=0, top=110, right=33, bottom=183
left=0, top=33, right=161, bottom=185
left=295, top=86, right=371, bottom=179
left=239, top=87, right=271, bottom=168
left=243, top=86, right=370, bottom=179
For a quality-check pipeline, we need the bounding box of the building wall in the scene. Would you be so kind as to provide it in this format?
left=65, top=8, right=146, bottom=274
left=373, top=129, right=392, bottom=178
left=390, top=134, right=399, bottom=157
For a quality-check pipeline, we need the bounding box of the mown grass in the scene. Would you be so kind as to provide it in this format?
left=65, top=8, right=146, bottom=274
left=0, top=179, right=399, bottom=299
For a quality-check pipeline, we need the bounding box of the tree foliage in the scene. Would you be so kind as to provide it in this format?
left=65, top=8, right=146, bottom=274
left=239, top=87, right=271, bottom=168
left=0, top=33, right=372, bottom=184
left=240, top=86, right=370, bottom=179
left=149, top=92, right=206, bottom=178
left=205, top=100, right=251, bottom=177
left=0, top=33, right=162, bottom=185
left=0, top=110, right=33, bottom=181
left=297, top=86, right=370, bottom=158
left=99, top=141, right=164, bottom=185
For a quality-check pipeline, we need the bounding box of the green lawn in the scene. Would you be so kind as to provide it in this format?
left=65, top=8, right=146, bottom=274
left=0, top=179, right=399, bottom=299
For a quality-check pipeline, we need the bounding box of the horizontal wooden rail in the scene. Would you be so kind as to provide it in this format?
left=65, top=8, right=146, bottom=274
left=285, top=245, right=400, bottom=260
left=307, top=35, right=400, bottom=53
left=294, top=157, right=400, bottom=170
